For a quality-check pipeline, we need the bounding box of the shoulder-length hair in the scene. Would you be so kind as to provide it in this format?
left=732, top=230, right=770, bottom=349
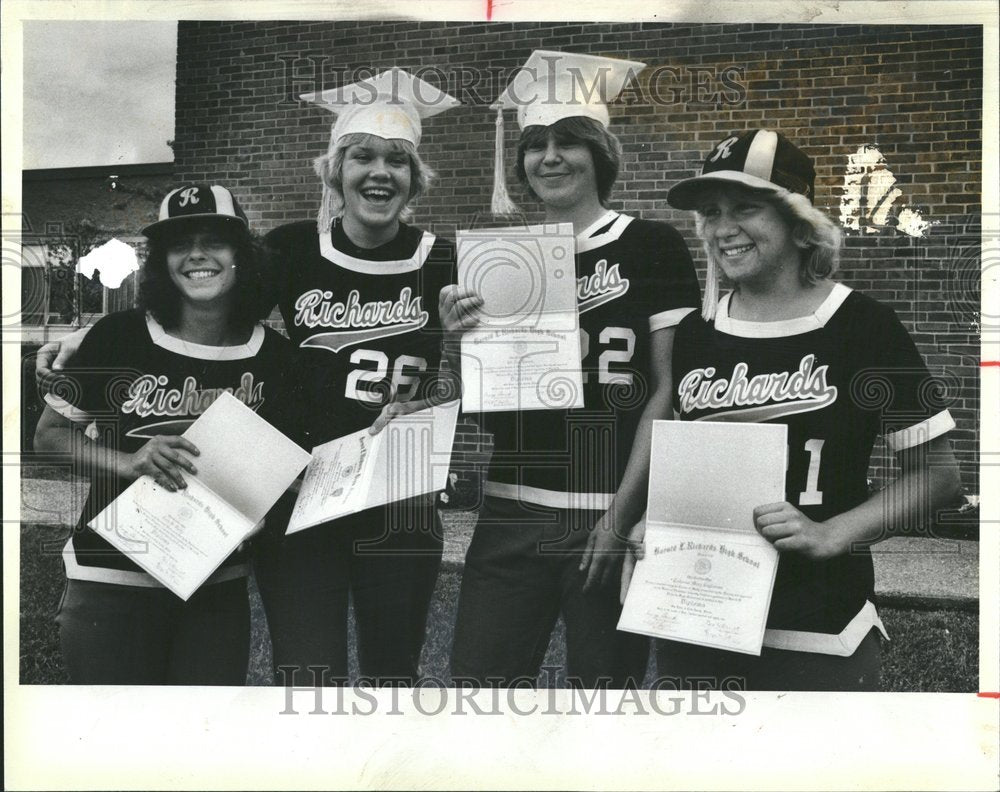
left=138, top=221, right=271, bottom=331
left=515, top=116, right=623, bottom=207
left=313, top=132, right=435, bottom=231
left=695, top=188, right=841, bottom=320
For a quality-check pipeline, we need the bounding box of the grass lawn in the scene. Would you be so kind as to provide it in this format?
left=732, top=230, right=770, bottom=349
left=20, top=524, right=979, bottom=691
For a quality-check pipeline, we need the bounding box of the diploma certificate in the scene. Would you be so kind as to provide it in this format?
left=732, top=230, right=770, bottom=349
left=618, top=420, right=787, bottom=655
left=89, top=475, right=255, bottom=600
left=287, top=400, right=460, bottom=534
left=457, top=224, right=583, bottom=412
left=88, top=392, right=312, bottom=600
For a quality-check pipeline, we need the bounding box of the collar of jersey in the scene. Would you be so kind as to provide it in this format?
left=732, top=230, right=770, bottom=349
left=145, top=313, right=265, bottom=359
left=714, top=282, right=853, bottom=338
left=576, top=211, right=633, bottom=254
left=319, top=228, right=437, bottom=274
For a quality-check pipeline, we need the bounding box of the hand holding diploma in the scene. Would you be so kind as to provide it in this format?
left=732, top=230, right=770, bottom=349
left=618, top=420, right=788, bottom=655
left=620, top=517, right=647, bottom=605
left=753, top=501, right=849, bottom=560
left=623, top=500, right=844, bottom=606
left=455, top=224, right=584, bottom=413
left=89, top=393, right=311, bottom=600
left=119, top=435, right=200, bottom=492
left=439, top=285, right=485, bottom=334
left=288, top=400, right=461, bottom=534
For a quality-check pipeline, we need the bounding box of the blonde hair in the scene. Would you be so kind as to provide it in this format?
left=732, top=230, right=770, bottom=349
left=313, top=132, right=435, bottom=233
left=695, top=188, right=841, bottom=320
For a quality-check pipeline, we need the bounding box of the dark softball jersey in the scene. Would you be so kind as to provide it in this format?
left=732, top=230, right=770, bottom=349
left=671, top=284, right=955, bottom=652
left=45, top=309, right=301, bottom=587
left=265, top=219, right=456, bottom=446
left=480, top=211, right=701, bottom=510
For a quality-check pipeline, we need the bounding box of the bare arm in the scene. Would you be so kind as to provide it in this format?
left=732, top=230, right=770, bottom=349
left=34, top=326, right=92, bottom=395
left=621, top=435, right=961, bottom=602
left=754, top=435, right=962, bottom=559
left=34, top=405, right=200, bottom=492
left=581, top=326, right=676, bottom=590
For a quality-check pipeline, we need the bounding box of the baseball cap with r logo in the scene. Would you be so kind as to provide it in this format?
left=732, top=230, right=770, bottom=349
left=143, top=184, right=249, bottom=238
left=667, top=129, right=816, bottom=210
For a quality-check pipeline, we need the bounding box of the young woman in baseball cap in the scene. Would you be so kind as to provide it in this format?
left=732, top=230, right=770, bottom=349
left=621, top=129, right=962, bottom=690
left=441, top=51, right=701, bottom=687
left=33, top=184, right=301, bottom=684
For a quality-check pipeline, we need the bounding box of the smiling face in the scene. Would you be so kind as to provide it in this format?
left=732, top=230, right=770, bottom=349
left=339, top=136, right=413, bottom=237
left=695, top=185, right=802, bottom=289
left=522, top=130, right=600, bottom=212
left=164, top=224, right=238, bottom=308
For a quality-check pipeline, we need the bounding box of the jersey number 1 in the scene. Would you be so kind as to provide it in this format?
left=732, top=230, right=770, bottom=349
left=799, top=438, right=825, bottom=506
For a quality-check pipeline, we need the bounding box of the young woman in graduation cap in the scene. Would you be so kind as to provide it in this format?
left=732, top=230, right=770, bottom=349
left=33, top=185, right=297, bottom=684
left=440, top=51, right=701, bottom=687
left=36, top=71, right=461, bottom=687
left=250, top=69, right=461, bottom=686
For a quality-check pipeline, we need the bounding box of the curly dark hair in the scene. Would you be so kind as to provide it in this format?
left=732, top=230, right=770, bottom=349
left=515, top=116, right=623, bottom=207
left=138, top=219, right=272, bottom=331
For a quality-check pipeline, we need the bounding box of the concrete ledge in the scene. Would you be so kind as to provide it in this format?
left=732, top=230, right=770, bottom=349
left=876, top=593, right=979, bottom=612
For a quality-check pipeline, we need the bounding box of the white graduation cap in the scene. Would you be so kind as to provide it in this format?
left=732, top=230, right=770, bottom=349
left=301, top=67, right=461, bottom=147
left=490, top=50, right=646, bottom=214
left=301, top=68, right=461, bottom=231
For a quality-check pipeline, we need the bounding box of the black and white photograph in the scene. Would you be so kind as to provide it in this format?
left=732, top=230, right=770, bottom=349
left=3, top=1, right=997, bottom=789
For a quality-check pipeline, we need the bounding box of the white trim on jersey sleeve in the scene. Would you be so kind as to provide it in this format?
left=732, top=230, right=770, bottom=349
left=43, top=393, right=94, bottom=423
left=762, top=600, right=889, bottom=655
left=62, top=535, right=249, bottom=588
left=146, top=314, right=265, bottom=359
left=715, top=283, right=854, bottom=338
left=884, top=409, right=956, bottom=453
left=484, top=480, right=613, bottom=511
left=319, top=229, right=437, bottom=273
left=576, top=212, right=634, bottom=254
left=649, top=306, right=696, bottom=332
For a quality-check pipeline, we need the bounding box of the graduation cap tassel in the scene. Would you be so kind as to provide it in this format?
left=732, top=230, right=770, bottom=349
left=316, top=124, right=340, bottom=234
left=490, top=105, right=517, bottom=215
left=317, top=184, right=337, bottom=235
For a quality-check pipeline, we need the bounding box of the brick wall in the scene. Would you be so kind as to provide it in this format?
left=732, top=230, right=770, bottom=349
left=174, top=21, right=982, bottom=497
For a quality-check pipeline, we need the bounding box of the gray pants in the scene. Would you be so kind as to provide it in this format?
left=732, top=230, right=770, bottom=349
left=451, top=496, right=648, bottom=688
left=56, top=577, right=250, bottom=685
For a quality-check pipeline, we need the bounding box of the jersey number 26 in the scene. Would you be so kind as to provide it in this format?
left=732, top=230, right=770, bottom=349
left=345, top=349, right=427, bottom=404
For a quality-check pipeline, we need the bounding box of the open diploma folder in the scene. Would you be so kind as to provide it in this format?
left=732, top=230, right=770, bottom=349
left=88, top=392, right=312, bottom=600
left=286, top=400, right=461, bottom=534
left=618, top=421, right=788, bottom=655
left=457, top=224, right=583, bottom=413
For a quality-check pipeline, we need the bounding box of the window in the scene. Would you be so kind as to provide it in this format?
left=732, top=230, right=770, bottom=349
left=19, top=236, right=142, bottom=329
